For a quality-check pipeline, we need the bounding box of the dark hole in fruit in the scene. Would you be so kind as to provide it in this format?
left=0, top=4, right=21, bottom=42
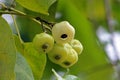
left=42, top=44, right=49, bottom=52
left=63, top=61, right=71, bottom=66
left=61, top=34, right=67, bottom=39
left=54, top=55, right=61, bottom=60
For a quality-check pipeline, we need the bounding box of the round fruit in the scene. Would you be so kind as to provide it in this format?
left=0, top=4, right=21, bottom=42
left=69, top=39, right=83, bottom=55
left=47, top=44, right=69, bottom=64
left=33, top=32, right=54, bottom=53
left=52, top=21, right=75, bottom=44
left=59, top=48, right=78, bottom=68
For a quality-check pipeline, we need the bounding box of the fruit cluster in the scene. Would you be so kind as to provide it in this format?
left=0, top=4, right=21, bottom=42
left=33, top=21, right=83, bottom=68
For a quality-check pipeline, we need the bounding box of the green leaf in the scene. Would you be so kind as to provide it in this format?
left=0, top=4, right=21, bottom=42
left=14, top=35, right=46, bottom=79
left=23, top=42, right=46, bottom=80
left=16, top=0, right=57, bottom=15
left=0, top=16, right=16, bottom=80
left=15, top=53, right=34, bottom=80
left=22, top=1, right=58, bottom=22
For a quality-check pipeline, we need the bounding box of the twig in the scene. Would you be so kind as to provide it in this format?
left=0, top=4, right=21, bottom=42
left=9, top=7, right=42, bottom=25
left=0, top=11, right=17, bottom=14
left=0, top=2, right=53, bottom=31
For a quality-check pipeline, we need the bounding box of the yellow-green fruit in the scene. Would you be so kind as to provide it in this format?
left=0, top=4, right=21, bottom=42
left=69, top=39, right=83, bottom=55
left=59, top=48, right=78, bottom=68
left=47, top=44, right=69, bottom=64
left=33, top=32, right=54, bottom=53
left=52, top=21, right=75, bottom=44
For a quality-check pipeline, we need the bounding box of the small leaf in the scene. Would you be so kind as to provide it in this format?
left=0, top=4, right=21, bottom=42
left=0, top=16, right=16, bottom=80
left=64, top=75, right=80, bottom=80
left=23, top=42, right=46, bottom=80
left=52, top=69, right=80, bottom=80
left=15, top=53, right=34, bottom=80
left=16, top=0, right=57, bottom=15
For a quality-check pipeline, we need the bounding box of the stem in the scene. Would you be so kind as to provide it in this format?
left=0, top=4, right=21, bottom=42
left=41, top=22, right=47, bottom=32
left=0, top=11, right=17, bottom=14
left=0, top=8, right=42, bottom=25
left=9, top=8, right=54, bottom=30
left=104, top=0, right=120, bottom=79
left=0, top=3, right=7, bottom=9
left=11, top=15, right=23, bottom=44
left=10, top=7, right=54, bottom=30
left=52, top=68, right=64, bottom=80
left=9, top=7, right=43, bottom=25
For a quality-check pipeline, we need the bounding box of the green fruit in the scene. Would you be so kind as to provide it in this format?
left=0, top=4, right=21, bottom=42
left=69, top=39, right=83, bottom=55
left=52, top=21, right=75, bottom=44
left=33, top=32, right=54, bottom=53
left=47, top=43, right=69, bottom=64
left=59, top=48, right=78, bottom=68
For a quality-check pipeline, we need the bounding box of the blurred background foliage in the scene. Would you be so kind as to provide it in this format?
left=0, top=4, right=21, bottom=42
left=1, top=0, right=120, bottom=80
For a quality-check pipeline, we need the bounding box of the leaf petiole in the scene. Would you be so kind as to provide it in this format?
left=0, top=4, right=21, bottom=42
left=11, top=15, right=23, bottom=44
